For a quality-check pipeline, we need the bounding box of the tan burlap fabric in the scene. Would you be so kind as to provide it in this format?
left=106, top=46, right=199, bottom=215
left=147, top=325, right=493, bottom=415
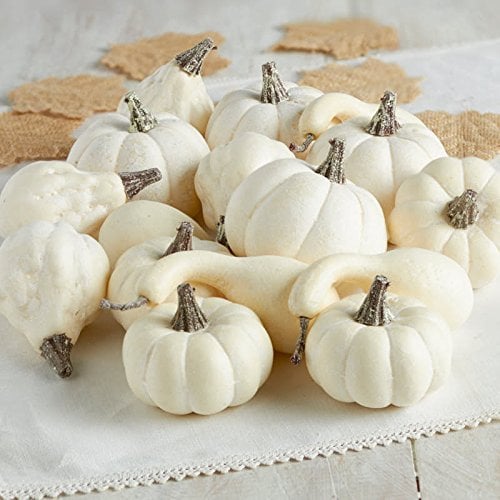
left=272, top=19, right=399, bottom=59
left=102, top=32, right=230, bottom=80
left=417, top=110, right=500, bottom=160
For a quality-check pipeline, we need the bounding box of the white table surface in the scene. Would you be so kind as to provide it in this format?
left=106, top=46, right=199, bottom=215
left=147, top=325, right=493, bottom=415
left=1, top=1, right=499, bottom=498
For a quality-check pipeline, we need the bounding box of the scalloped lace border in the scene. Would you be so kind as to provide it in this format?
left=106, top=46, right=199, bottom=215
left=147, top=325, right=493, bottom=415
left=2, top=410, right=498, bottom=499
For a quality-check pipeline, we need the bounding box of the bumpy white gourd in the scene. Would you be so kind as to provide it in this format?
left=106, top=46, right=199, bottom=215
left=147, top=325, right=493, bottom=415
left=0, top=221, right=110, bottom=377
left=195, top=132, right=295, bottom=230
left=389, top=156, right=500, bottom=288
left=305, top=275, right=452, bottom=408
left=288, top=247, right=474, bottom=331
left=98, top=200, right=208, bottom=267
left=205, top=62, right=322, bottom=150
left=105, top=222, right=229, bottom=329
left=0, top=161, right=161, bottom=238
left=68, top=93, right=209, bottom=218
left=306, top=91, right=446, bottom=217
left=123, top=283, right=274, bottom=415
left=225, top=138, right=387, bottom=263
left=116, top=38, right=215, bottom=135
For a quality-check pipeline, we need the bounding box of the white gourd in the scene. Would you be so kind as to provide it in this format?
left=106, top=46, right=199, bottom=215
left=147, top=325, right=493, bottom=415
left=195, top=132, right=295, bottom=230
left=123, top=283, right=274, bottom=415
left=68, top=93, right=209, bottom=218
left=116, top=38, right=215, bottom=135
left=389, top=156, right=500, bottom=288
left=0, top=161, right=161, bottom=238
left=225, top=138, right=387, bottom=263
left=0, top=221, right=110, bottom=377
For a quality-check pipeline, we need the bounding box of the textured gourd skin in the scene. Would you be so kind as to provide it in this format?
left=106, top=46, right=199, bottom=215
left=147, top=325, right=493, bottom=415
left=68, top=112, right=209, bottom=218
left=306, top=117, right=446, bottom=217
left=306, top=294, right=452, bottom=408
left=195, top=132, right=295, bottom=230
left=225, top=158, right=387, bottom=263
left=116, top=60, right=214, bottom=135
left=123, top=298, right=274, bottom=415
left=0, top=161, right=125, bottom=238
left=389, top=156, right=500, bottom=289
left=108, top=236, right=229, bottom=329
left=0, top=221, right=110, bottom=350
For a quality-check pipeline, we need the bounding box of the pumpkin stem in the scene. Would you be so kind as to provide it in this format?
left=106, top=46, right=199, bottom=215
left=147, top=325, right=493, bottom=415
left=290, top=317, right=310, bottom=365
left=447, top=189, right=480, bottom=229
left=124, top=91, right=159, bottom=133
left=163, top=222, right=194, bottom=257
left=175, top=38, right=217, bottom=76
left=261, top=62, right=289, bottom=104
left=118, top=168, right=162, bottom=199
left=366, top=91, right=401, bottom=137
left=100, top=295, right=149, bottom=311
left=216, top=215, right=234, bottom=254
left=40, top=333, right=73, bottom=378
left=315, top=138, right=346, bottom=184
left=354, top=275, right=393, bottom=326
left=290, top=133, right=315, bottom=153
left=172, top=283, right=208, bottom=332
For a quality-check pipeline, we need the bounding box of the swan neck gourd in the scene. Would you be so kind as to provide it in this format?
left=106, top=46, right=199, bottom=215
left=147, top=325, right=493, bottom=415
left=447, top=189, right=480, bottom=229
left=261, top=62, right=289, bottom=104
left=175, top=38, right=216, bottom=76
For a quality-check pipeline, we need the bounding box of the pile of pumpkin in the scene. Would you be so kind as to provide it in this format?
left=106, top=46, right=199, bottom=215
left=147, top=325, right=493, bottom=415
left=1, top=39, right=498, bottom=415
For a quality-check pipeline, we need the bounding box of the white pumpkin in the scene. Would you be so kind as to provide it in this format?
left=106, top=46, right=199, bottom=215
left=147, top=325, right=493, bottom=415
left=225, top=138, right=387, bottom=263
left=123, top=283, right=274, bottom=415
left=389, top=156, right=500, bottom=288
left=305, top=275, right=452, bottom=408
left=0, top=221, right=110, bottom=377
left=195, top=132, right=295, bottom=230
left=205, top=62, right=322, bottom=150
left=0, top=161, right=161, bottom=238
left=104, top=222, right=229, bottom=329
left=68, top=92, right=209, bottom=218
left=116, top=38, right=215, bottom=135
left=306, top=91, right=446, bottom=217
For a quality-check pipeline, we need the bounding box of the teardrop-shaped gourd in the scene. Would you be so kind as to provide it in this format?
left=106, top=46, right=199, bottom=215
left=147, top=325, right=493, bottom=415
left=123, top=283, right=274, bottom=415
left=68, top=92, right=209, bottom=218
left=225, top=138, right=387, bottom=263
left=0, top=221, right=110, bottom=378
left=389, top=156, right=500, bottom=289
left=195, top=132, right=295, bottom=230
left=116, top=38, right=216, bottom=134
left=0, top=161, right=161, bottom=238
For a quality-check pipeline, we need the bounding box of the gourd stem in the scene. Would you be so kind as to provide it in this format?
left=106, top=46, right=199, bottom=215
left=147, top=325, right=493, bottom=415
left=118, top=168, right=162, bottom=199
left=315, top=138, right=346, bottom=184
left=354, top=275, right=393, bottom=326
left=216, top=215, right=234, bottom=254
left=100, top=296, right=149, bottom=311
left=290, top=133, right=315, bottom=153
left=261, top=62, right=289, bottom=104
left=365, top=91, right=401, bottom=137
left=290, top=317, right=310, bottom=365
left=175, top=38, right=217, bottom=76
left=163, top=222, right=194, bottom=257
left=171, top=283, right=208, bottom=332
left=124, top=91, right=159, bottom=133
left=447, top=189, right=480, bottom=229
left=40, top=334, right=73, bottom=378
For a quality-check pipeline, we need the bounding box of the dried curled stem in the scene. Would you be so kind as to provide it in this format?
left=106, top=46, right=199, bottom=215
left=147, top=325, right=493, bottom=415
left=315, top=138, right=346, bottom=184
left=290, top=133, right=315, bottom=153
left=163, top=222, right=194, bottom=257
left=40, top=333, right=73, bottom=378
left=366, top=91, right=401, bottom=137
left=447, top=189, right=480, bottom=229
left=175, top=38, right=217, bottom=76
left=118, top=168, right=162, bottom=199
left=100, top=296, right=149, bottom=311
left=124, top=91, right=158, bottom=133
left=216, top=215, right=234, bottom=254
left=261, top=62, right=289, bottom=104
left=171, top=283, right=208, bottom=332
left=290, top=317, right=310, bottom=365
left=354, top=275, right=393, bottom=326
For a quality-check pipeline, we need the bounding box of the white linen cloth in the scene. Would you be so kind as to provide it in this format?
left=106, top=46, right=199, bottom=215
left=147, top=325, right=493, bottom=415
left=1, top=37, right=500, bottom=500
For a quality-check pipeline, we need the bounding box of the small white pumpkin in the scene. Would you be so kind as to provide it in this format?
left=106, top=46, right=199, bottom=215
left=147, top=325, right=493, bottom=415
left=303, top=275, right=452, bottom=408
left=0, top=160, right=161, bottom=238
left=225, top=138, right=387, bottom=263
left=116, top=38, right=215, bottom=135
left=195, top=132, right=295, bottom=230
left=306, top=91, right=446, bottom=217
left=205, top=62, right=322, bottom=150
left=104, top=222, right=229, bottom=329
left=68, top=92, right=209, bottom=218
left=0, top=221, right=110, bottom=377
left=123, top=283, right=274, bottom=415
left=389, top=156, right=500, bottom=288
